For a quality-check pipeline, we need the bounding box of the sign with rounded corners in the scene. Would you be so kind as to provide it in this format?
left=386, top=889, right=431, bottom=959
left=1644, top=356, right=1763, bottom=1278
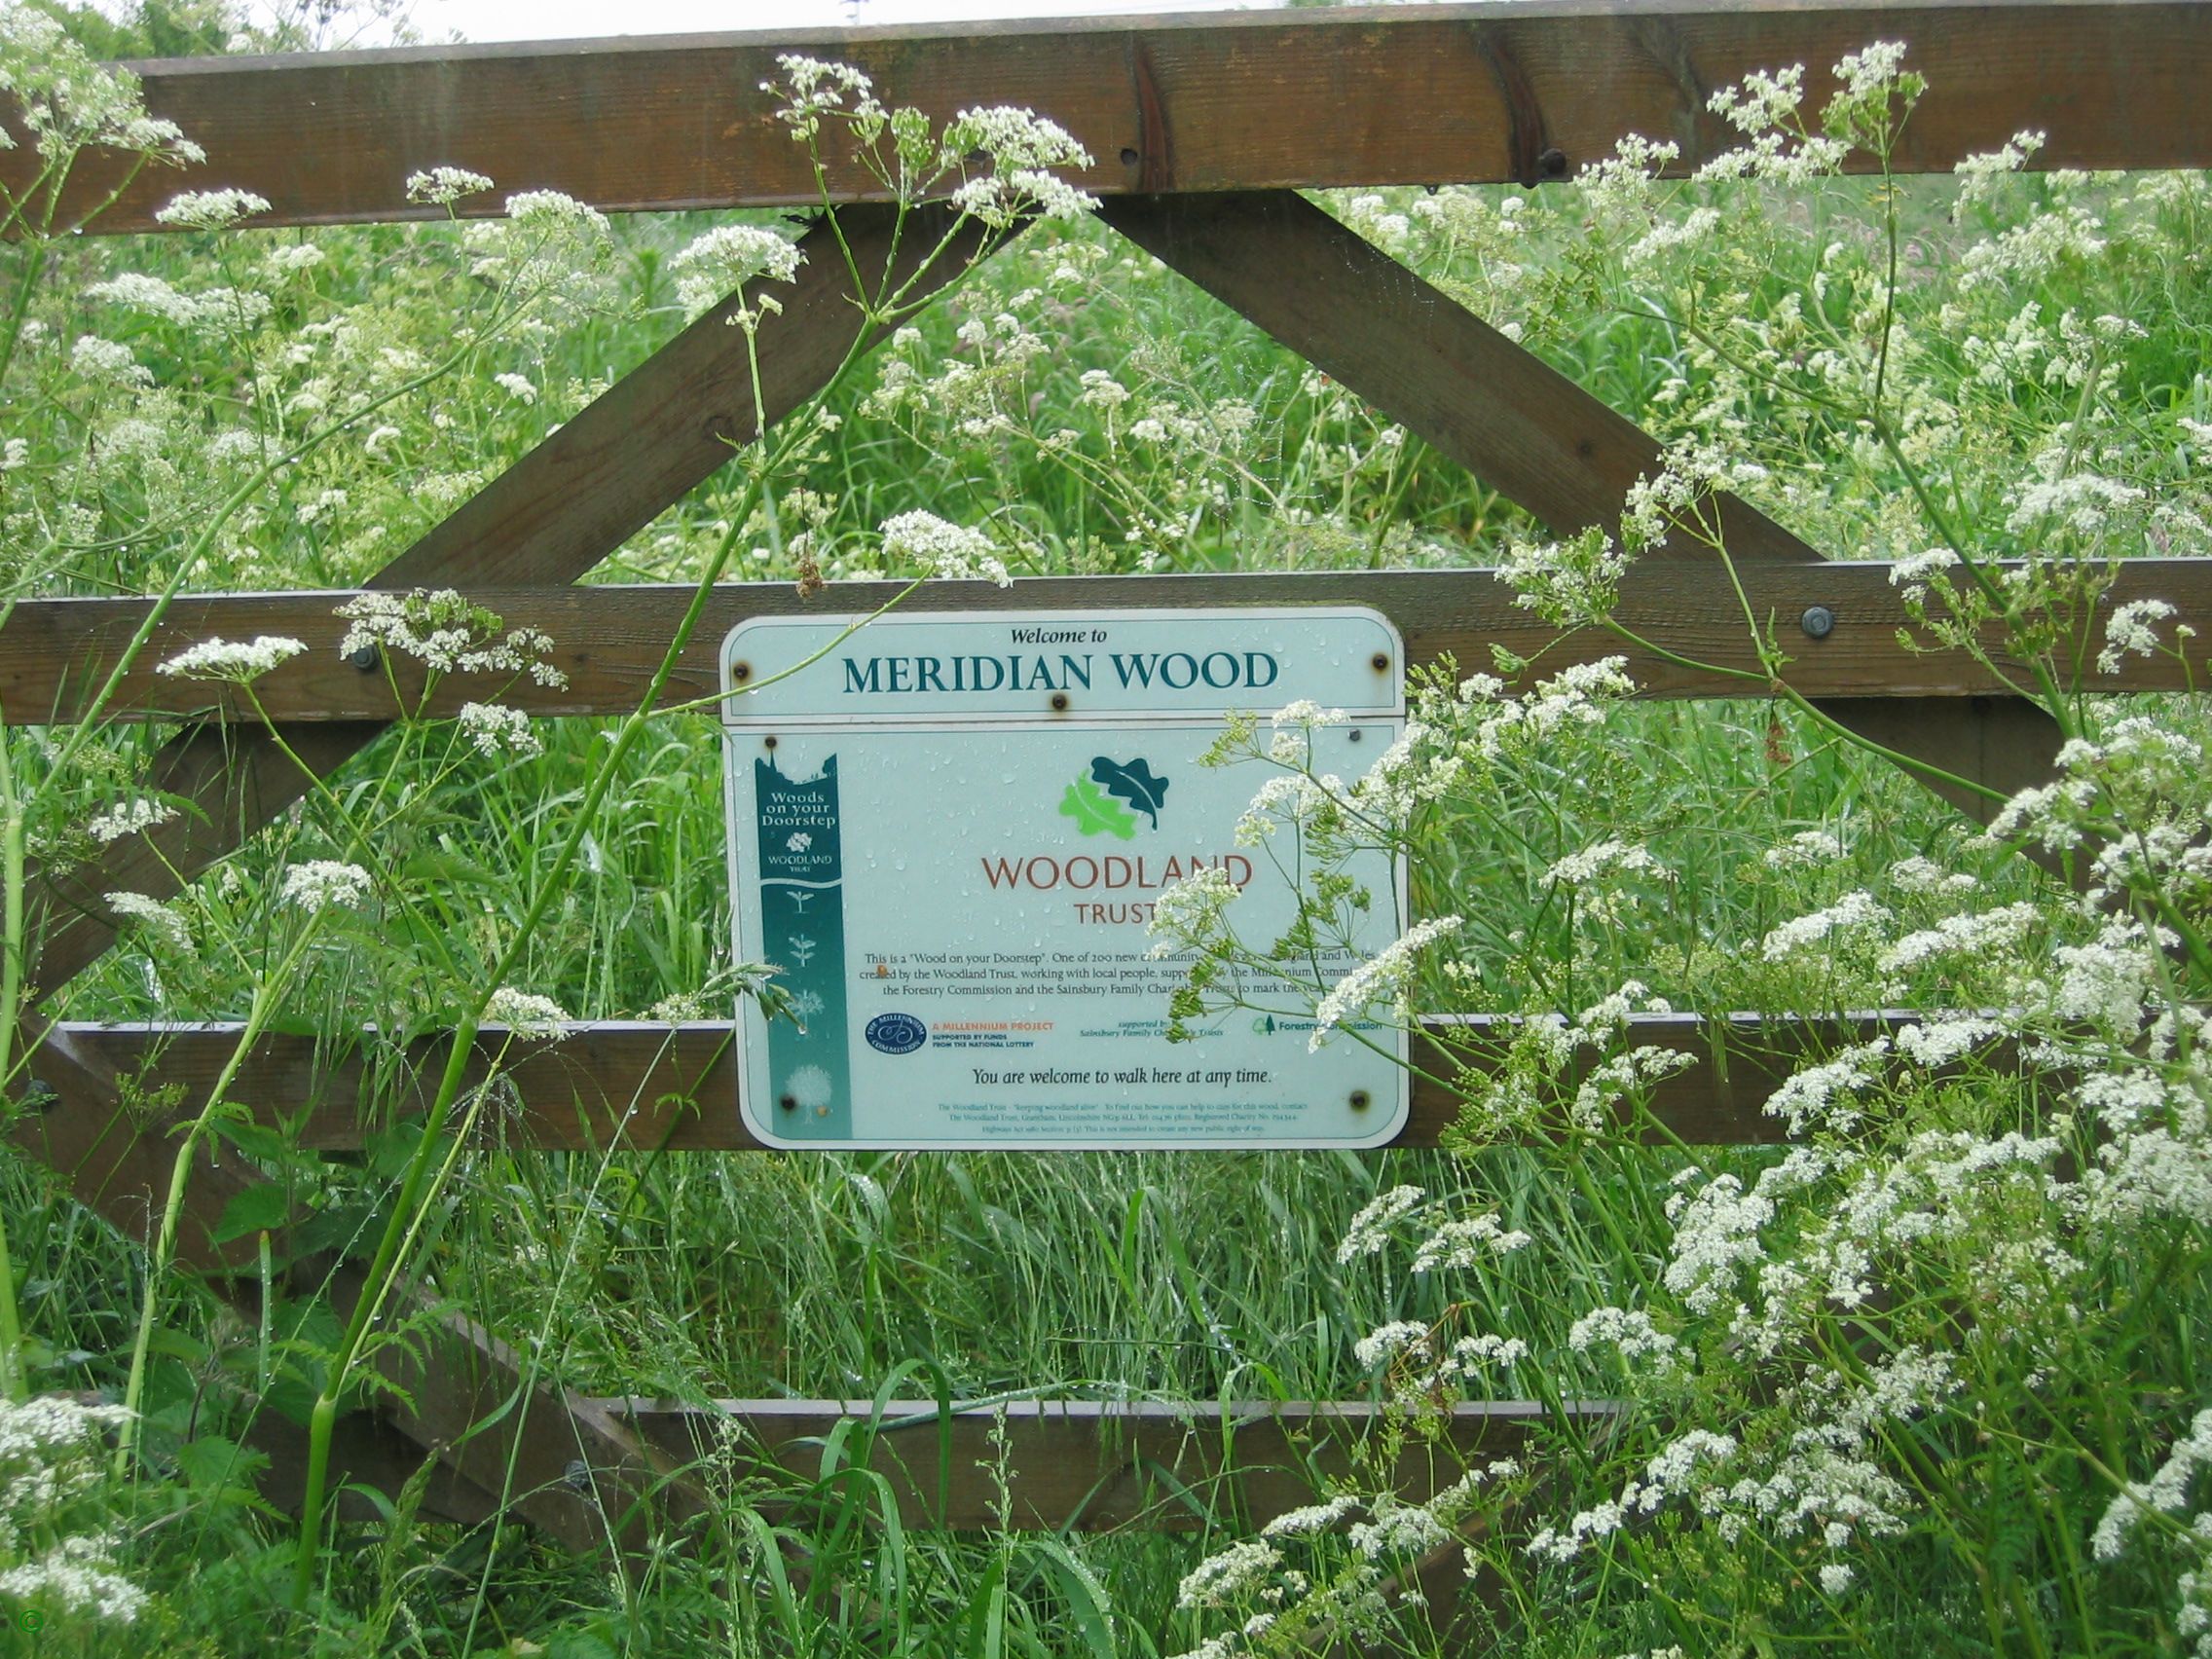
left=720, top=607, right=1409, bottom=1149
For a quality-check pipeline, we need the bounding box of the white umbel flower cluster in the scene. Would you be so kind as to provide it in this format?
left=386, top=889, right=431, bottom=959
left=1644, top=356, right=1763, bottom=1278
left=880, top=511, right=1014, bottom=586
left=103, top=892, right=189, bottom=951
left=0, top=1534, right=148, bottom=1624
left=155, top=635, right=306, bottom=682
left=1309, top=916, right=1462, bottom=1051
left=279, top=861, right=372, bottom=915
left=334, top=590, right=569, bottom=688
left=484, top=987, right=570, bottom=1038
left=670, top=224, right=805, bottom=317
left=85, top=799, right=175, bottom=845
left=940, top=106, right=1098, bottom=227
left=1335, top=1184, right=1424, bottom=1263
left=153, top=188, right=271, bottom=230
left=0, top=1393, right=144, bottom=1622
left=458, top=701, right=543, bottom=760
left=404, top=166, right=495, bottom=206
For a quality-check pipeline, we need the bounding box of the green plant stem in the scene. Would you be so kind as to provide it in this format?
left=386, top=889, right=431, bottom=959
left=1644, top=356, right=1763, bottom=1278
left=113, top=934, right=315, bottom=1478
left=0, top=731, right=26, bottom=1404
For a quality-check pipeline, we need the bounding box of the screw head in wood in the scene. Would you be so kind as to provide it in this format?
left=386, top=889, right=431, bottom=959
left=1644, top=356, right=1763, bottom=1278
left=1800, top=605, right=1836, bottom=640
left=565, top=1459, right=592, bottom=1493
left=346, top=644, right=380, bottom=671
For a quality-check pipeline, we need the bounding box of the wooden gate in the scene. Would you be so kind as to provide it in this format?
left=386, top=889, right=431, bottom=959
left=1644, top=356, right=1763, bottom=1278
left=4, top=0, right=2210, bottom=1628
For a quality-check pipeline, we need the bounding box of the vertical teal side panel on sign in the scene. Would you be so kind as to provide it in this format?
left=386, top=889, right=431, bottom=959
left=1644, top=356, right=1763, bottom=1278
left=754, top=755, right=851, bottom=1138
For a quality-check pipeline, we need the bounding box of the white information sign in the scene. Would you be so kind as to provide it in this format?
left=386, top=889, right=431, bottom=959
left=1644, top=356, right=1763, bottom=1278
left=719, top=607, right=1408, bottom=1149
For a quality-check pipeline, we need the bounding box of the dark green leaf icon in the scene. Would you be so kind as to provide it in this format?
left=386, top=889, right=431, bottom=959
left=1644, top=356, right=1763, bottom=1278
left=1060, top=775, right=1138, bottom=839
left=1089, top=756, right=1169, bottom=829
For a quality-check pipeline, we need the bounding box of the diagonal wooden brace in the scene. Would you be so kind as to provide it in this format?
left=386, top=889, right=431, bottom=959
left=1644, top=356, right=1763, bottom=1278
left=1098, top=190, right=2064, bottom=840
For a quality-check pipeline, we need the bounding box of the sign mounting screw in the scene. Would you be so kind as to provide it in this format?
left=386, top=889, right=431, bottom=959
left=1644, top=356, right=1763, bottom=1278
left=1800, top=605, right=1836, bottom=640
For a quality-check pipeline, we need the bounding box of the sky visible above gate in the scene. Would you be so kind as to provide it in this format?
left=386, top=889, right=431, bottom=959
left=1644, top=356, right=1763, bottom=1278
left=417, top=0, right=1250, bottom=41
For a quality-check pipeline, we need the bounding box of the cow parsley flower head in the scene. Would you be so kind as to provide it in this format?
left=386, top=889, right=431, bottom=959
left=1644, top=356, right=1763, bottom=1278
left=2099, top=598, right=2180, bottom=675
left=1147, top=864, right=1241, bottom=957
left=334, top=590, right=569, bottom=688
left=1546, top=838, right=1670, bottom=888
left=154, top=188, right=272, bottom=230
left=503, top=190, right=609, bottom=240
left=1352, top=1319, right=1432, bottom=1370
left=484, top=987, right=569, bottom=1038
left=457, top=701, right=543, bottom=759
left=279, top=861, right=372, bottom=915
left=1309, top=916, right=1462, bottom=1051
left=1175, top=1539, right=1280, bottom=1609
left=104, top=892, right=189, bottom=951
left=404, top=166, right=495, bottom=206
left=1761, top=891, right=1891, bottom=961
left=85, top=799, right=175, bottom=845
left=1766, top=830, right=1844, bottom=869
left=0, top=1534, right=148, bottom=1624
left=155, top=635, right=305, bottom=682
left=771, top=53, right=876, bottom=137
left=880, top=511, right=1012, bottom=586
left=940, top=106, right=1098, bottom=227
left=1336, top=1184, right=1423, bottom=1263
left=1835, top=40, right=1911, bottom=98
left=670, top=225, right=804, bottom=317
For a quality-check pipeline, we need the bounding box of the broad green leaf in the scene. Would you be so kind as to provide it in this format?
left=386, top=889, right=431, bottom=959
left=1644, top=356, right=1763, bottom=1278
left=1058, top=775, right=1137, bottom=839
left=1089, top=756, right=1169, bottom=827
left=211, top=1181, right=292, bottom=1244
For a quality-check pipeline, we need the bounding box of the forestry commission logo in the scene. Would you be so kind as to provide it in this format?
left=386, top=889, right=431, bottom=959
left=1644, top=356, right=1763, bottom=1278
left=1058, top=756, right=1169, bottom=839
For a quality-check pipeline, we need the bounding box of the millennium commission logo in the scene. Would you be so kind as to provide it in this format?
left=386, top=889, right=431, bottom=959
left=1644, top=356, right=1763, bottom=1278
left=866, top=1012, right=929, bottom=1054
left=1058, top=756, right=1169, bottom=840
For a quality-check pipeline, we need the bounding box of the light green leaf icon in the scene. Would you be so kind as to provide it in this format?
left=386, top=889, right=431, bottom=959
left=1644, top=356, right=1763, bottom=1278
left=1059, top=775, right=1138, bottom=840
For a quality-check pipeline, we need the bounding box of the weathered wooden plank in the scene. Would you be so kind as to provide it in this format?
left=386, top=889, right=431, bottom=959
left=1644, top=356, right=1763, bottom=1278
left=1102, top=190, right=2070, bottom=838
left=249, top=1404, right=508, bottom=1530
left=624, top=1396, right=1606, bottom=1531
left=26, top=204, right=979, bottom=995
left=14, top=4, right=2211, bottom=233
left=5, top=559, right=2202, bottom=725
left=335, top=1267, right=711, bottom=1555
left=39, top=1013, right=1982, bottom=1152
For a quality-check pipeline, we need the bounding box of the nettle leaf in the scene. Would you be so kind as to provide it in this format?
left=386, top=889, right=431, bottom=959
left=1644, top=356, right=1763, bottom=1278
left=1059, top=776, right=1137, bottom=840
left=1089, top=756, right=1169, bottom=828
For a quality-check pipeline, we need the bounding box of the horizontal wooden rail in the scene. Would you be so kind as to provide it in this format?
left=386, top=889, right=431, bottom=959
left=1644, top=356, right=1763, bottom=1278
left=15, top=3, right=2211, bottom=234
left=21, top=1014, right=1989, bottom=1158
left=618, top=1396, right=1609, bottom=1531
left=4, top=561, right=2205, bottom=726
